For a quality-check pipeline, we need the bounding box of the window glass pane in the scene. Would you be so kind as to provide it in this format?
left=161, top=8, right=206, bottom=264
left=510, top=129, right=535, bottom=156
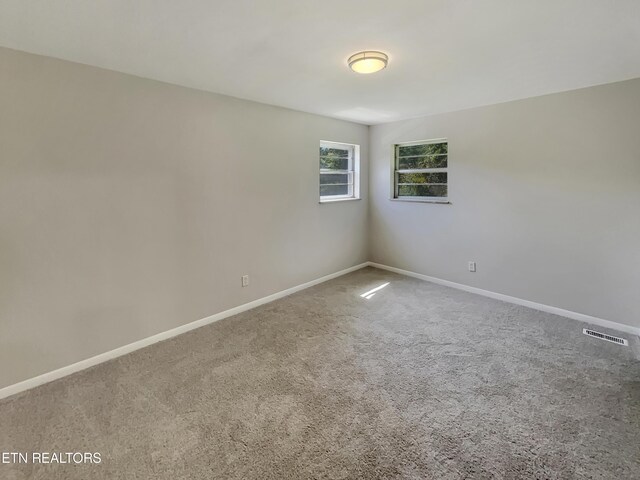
left=320, top=141, right=358, bottom=200
left=397, top=172, right=447, bottom=184
left=398, top=143, right=447, bottom=157
left=397, top=155, right=447, bottom=170
left=320, top=147, right=350, bottom=170
left=320, top=173, right=351, bottom=185
left=395, top=141, right=447, bottom=199
left=320, top=184, right=350, bottom=197
left=320, top=147, right=349, bottom=157
left=397, top=184, right=447, bottom=197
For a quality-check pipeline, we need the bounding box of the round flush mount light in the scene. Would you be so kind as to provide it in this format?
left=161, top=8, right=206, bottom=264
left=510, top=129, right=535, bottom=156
left=348, top=51, right=388, bottom=74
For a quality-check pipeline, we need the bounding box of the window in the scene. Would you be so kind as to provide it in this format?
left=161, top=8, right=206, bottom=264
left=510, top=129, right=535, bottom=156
left=319, top=141, right=360, bottom=202
left=393, top=139, right=448, bottom=201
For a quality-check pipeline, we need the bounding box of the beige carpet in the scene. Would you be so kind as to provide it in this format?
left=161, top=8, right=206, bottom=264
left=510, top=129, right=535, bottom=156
left=1, top=267, right=639, bottom=479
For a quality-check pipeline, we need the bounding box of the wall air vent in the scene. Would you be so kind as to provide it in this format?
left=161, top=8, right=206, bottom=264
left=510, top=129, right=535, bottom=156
left=583, top=328, right=628, bottom=346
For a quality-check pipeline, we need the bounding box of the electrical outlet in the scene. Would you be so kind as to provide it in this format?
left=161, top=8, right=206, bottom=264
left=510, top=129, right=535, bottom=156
left=468, top=262, right=476, bottom=272
left=241, top=275, right=249, bottom=287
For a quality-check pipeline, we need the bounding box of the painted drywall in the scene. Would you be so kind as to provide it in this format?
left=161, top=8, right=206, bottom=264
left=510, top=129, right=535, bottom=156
left=370, top=78, right=640, bottom=329
left=0, top=47, right=368, bottom=389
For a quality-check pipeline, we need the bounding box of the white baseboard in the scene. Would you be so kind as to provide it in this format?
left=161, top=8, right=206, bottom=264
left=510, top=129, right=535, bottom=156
left=0, top=262, right=369, bottom=400
left=368, top=262, right=640, bottom=337
left=3, top=260, right=636, bottom=400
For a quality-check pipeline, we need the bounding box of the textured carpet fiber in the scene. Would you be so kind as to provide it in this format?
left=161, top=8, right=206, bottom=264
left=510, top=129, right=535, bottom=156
left=1, top=267, right=639, bottom=479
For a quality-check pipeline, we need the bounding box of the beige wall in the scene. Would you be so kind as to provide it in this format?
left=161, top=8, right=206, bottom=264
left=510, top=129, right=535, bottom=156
left=0, top=47, right=369, bottom=389
left=370, top=79, right=640, bottom=329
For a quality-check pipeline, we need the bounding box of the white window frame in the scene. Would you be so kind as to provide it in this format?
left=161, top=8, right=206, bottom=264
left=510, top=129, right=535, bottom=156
left=391, top=138, right=450, bottom=204
left=319, top=140, right=360, bottom=203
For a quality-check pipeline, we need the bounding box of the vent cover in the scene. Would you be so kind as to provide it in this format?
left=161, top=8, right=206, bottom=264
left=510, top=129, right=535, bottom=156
left=583, top=328, right=628, bottom=346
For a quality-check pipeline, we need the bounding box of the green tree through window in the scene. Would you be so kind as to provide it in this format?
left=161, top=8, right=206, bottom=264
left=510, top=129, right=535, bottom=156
left=395, top=140, right=448, bottom=199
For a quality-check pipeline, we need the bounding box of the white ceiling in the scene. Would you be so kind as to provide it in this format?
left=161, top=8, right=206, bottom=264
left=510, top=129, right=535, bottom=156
left=1, top=0, right=640, bottom=124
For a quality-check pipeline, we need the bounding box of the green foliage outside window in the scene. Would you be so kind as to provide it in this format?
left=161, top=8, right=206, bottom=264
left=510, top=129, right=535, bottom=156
left=396, top=141, right=448, bottom=198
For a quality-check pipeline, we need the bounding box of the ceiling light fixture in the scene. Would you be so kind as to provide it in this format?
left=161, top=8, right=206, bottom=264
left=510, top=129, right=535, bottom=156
left=348, top=51, right=388, bottom=74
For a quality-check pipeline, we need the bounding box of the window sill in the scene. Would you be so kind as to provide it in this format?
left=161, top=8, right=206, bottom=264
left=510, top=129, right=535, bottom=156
left=319, top=197, right=361, bottom=204
left=389, top=198, right=451, bottom=204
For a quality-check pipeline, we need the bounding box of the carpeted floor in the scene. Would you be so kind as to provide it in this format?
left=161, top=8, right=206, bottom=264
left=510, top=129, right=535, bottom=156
left=1, top=267, right=639, bottom=479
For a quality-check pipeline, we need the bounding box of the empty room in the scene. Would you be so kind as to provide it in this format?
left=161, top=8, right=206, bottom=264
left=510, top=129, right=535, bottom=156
left=1, top=1, right=639, bottom=478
